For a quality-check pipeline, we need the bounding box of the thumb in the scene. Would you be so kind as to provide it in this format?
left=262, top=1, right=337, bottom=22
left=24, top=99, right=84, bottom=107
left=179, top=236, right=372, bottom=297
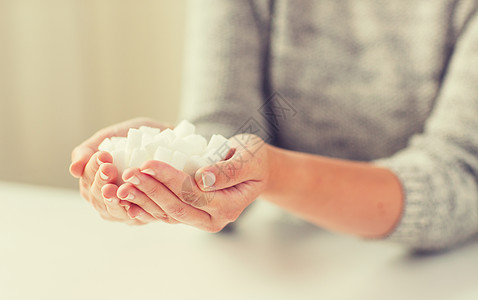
left=195, top=152, right=254, bottom=191
left=69, top=146, right=95, bottom=178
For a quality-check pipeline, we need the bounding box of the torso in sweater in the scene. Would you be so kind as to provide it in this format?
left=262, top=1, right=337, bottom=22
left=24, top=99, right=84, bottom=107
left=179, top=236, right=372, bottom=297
left=267, top=0, right=473, bottom=161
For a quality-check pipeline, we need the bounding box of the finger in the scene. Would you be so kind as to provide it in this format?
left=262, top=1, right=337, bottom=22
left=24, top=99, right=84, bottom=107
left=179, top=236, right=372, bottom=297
left=195, top=148, right=256, bottom=192
left=71, top=140, right=114, bottom=179
left=80, top=151, right=113, bottom=189
left=70, top=146, right=96, bottom=178
left=124, top=165, right=213, bottom=229
left=117, top=199, right=166, bottom=224
left=117, top=181, right=172, bottom=222
left=101, top=183, right=130, bottom=220
left=84, top=155, right=115, bottom=218
left=125, top=204, right=159, bottom=224
left=102, top=186, right=147, bottom=225
left=94, top=163, right=118, bottom=192
left=88, top=162, right=117, bottom=215
left=138, top=161, right=214, bottom=207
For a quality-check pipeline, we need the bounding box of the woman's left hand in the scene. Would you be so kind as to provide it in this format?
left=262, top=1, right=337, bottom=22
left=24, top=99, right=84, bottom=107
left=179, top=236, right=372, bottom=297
left=116, top=134, right=270, bottom=232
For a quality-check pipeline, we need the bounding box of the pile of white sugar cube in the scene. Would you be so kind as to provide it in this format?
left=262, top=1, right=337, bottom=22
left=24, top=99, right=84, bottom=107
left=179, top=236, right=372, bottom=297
left=98, top=120, right=231, bottom=176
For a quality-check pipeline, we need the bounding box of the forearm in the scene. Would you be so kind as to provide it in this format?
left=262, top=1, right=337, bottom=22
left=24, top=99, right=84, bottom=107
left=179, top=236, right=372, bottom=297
left=262, top=144, right=403, bottom=238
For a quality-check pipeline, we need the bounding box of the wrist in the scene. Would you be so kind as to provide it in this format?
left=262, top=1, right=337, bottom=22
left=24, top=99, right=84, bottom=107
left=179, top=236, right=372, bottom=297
left=262, top=143, right=282, bottom=197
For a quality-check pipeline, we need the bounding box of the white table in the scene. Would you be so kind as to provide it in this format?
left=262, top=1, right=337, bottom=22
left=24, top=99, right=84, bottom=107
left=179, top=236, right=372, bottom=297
left=1, top=181, right=477, bottom=300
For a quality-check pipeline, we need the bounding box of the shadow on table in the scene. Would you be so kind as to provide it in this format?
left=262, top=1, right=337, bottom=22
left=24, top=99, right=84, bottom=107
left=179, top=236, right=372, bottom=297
left=377, top=234, right=478, bottom=300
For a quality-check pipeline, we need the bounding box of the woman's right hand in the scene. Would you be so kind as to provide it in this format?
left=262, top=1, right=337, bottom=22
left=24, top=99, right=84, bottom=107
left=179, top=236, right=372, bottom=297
left=69, top=117, right=173, bottom=225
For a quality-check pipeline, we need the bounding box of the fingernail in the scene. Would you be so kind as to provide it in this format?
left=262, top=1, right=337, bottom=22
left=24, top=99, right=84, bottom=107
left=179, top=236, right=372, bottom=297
left=202, top=172, right=216, bottom=188
left=97, top=157, right=104, bottom=165
left=100, top=170, right=108, bottom=180
left=124, top=193, right=135, bottom=200
left=104, top=197, right=113, bottom=202
left=141, top=169, right=156, bottom=176
left=126, top=176, right=140, bottom=185
left=119, top=202, right=131, bottom=209
left=127, top=209, right=138, bottom=219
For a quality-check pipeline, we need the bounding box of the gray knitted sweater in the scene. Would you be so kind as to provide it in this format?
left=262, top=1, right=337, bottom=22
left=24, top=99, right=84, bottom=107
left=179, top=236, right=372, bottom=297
left=179, top=0, right=478, bottom=250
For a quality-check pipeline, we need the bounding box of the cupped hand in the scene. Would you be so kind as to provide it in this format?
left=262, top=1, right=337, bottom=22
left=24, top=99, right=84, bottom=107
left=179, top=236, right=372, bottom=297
left=69, top=117, right=172, bottom=225
left=118, top=134, right=271, bottom=231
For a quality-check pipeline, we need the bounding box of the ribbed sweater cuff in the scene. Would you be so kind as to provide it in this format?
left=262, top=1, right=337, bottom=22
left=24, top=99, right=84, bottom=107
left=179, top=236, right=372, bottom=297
left=373, top=158, right=430, bottom=246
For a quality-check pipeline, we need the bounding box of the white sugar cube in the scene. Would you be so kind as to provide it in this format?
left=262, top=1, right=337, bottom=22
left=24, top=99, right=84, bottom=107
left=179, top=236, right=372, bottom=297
left=144, top=136, right=173, bottom=157
left=141, top=134, right=154, bottom=148
left=129, top=148, right=151, bottom=168
left=170, top=137, right=201, bottom=156
left=111, top=137, right=127, bottom=150
left=203, top=134, right=231, bottom=163
left=153, top=133, right=174, bottom=148
left=182, top=134, right=208, bottom=154
left=126, top=129, right=143, bottom=162
left=202, top=150, right=223, bottom=164
left=154, top=146, right=173, bottom=164
left=144, top=140, right=161, bottom=157
left=184, top=155, right=210, bottom=175
left=158, top=128, right=176, bottom=144
left=139, top=126, right=161, bottom=136
left=139, top=126, right=161, bottom=147
left=97, top=120, right=232, bottom=175
left=98, top=138, right=113, bottom=152
left=207, top=134, right=230, bottom=152
left=126, top=129, right=143, bottom=151
left=170, top=151, right=188, bottom=171
left=111, top=149, right=127, bottom=174
left=173, top=120, right=195, bottom=138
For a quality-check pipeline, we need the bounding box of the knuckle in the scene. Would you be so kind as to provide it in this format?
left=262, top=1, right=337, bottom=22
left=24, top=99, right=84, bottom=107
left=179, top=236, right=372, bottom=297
left=152, top=211, right=168, bottom=220
left=81, top=174, right=95, bottom=188
left=159, top=174, right=174, bottom=187
left=195, top=194, right=209, bottom=207
left=167, top=205, right=187, bottom=219
left=93, top=177, right=105, bottom=191
left=224, top=163, right=238, bottom=179
left=128, top=196, right=144, bottom=207
left=205, top=224, right=224, bottom=233
left=162, top=216, right=178, bottom=224
left=222, top=210, right=239, bottom=223
left=80, top=178, right=90, bottom=191
left=143, top=182, right=161, bottom=198
left=180, top=190, right=202, bottom=206
left=160, top=217, right=173, bottom=224
left=89, top=185, right=102, bottom=200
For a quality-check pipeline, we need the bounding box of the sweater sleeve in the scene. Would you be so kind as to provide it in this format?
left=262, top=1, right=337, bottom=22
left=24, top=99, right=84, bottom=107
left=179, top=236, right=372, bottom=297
left=375, top=10, right=478, bottom=251
left=179, top=0, right=273, bottom=141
